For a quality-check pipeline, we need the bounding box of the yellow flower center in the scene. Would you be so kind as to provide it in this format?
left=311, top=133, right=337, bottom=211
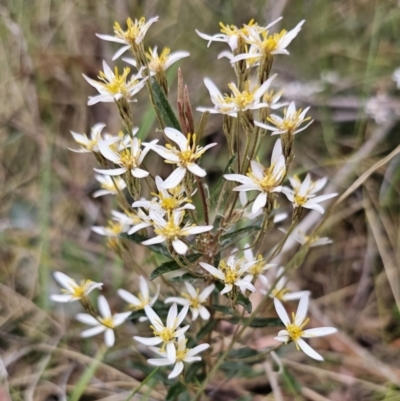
left=114, top=17, right=146, bottom=44
left=224, top=269, right=239, bottom=284
left=107, top=221, right=125, bottom=235
left=294, top=193, right=308, bottom=206
left=286, top=315, right=309, bottom=345
left=119, top=148, right=138, bottom=169
left=130, top=294, right=147, bottom=310
left=268, top=108, right=310, bottom=134
left=100, top=316, right=115, bottom=329
left=247, top=164, right=283, bottom=192
left=165, top=133, right=203, bottom=167
left=154, top=327, right=175, bottom=343
left=271, top=287, right=289, bottom=301
left=176, top=348, right=188, bottom=362
left=147, top=47, right=170, bottom=72
left=248, top=255, right=265, bottom=275
left=260, top=30, right=287, bottom=53
left=160, top=197, right=178, bottom=211
left=225, top=82, right=256, bottom=110
left=98, top=66, right=131, bottom=95
left=183, top=291, right=201, bottom=309
left=154, top=219, right=181, bottom=238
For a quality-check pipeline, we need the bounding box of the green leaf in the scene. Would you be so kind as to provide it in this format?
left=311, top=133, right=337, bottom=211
left=210, top=153, right=237, bottom=203
left=196, top=319, right=216, bottom=341
left=235, top=293, right=252, bottom=313
left=228, top=347, right=259, bottom=360
left=150, top=77, right=181, bottom=130
left=166, top=382, right=187, bottom=401
left=225, top=317, right=282, bottom=328
left=150, top=254, right=202, bottom=280
left=220, top=224, right=262, bottom=246
left=123, top=232, right=170, bottom=256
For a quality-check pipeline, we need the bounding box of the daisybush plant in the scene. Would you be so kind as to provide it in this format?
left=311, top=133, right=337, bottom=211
left=51, top=15, right=339, bottom=399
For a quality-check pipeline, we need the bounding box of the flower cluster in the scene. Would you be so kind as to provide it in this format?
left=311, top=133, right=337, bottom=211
left=51, top=13, right=340, bottom=393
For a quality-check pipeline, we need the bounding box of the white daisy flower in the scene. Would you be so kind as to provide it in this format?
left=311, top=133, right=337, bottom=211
left=83, top=61, right=147, bottom=105
left=274, top=294, right=337, bottom=360
left=280, top=228, right=332, bottom=247
left=255, top=101, right=313, bottom=136
left=165, top=283, right=215, bottom=321
left=91, top=216, right=130, bottom=238
left=118, top=276, right=160, bottom=322
left=142, top=210, right=213, bottom=255
left=94, top=135, right=157, bottom=178
left=230, top=20, right=305, bottom=64
left=76, top=295, right=131, bottom=347
left=134, top=303, right=190, bottom=363
left=123, top=47, right=190, bottom=75
left=96, top=16, right=159, bottom=60
left=242, top=245, right=274, bottom=279
left=197, top=74, right=277, bottom=117
left=93, top=175, right=127, bottom=198
left=132, top=176, right=195, bottom=216
left=147, top=127, right=217, bottom=189
left=259, top=267, right=309, bottom=302
left=148, top=335, right=209, bottom=379
left=281, top=174, right=337, bottom=214
left=69, top=123, right=107, bottom=153
left=195, top=18, right=281, bottom=51
left=50, top=272, right=103, bottom=303
left=200, top=255, right=256, bottom=295
left=224, top=139, right=285, bottom=214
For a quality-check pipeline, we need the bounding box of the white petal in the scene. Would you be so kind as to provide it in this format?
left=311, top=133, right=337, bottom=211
left=144, top=305, right=164, bottom=331
left=50, top=294, right=74, bottom=303
left=224, top=174, right=254, bottom=185
left=187, top=163, right=206, bottom=177
left=167, top=341, right=177, bottom=363
left=118, top=289, right=141, bottom=306
left=164, top=51, right=190, bottom=69
left=76, top=313, right=100, bottom=326
left=176, top=305, right=189, bottom=327
left=53, top=271, right=76, bottom=291
left=199, top=262, right=225, bottom=280
left=274, top=334, right=289, bottom=343
left=184, top=225, right=213, bottom=235
left=174, top=325, right=190, bottom=337
left=148, top=358, right=172, bottom=366
left=296, top=338, right=323, bottom=361
left=142, top=235, right=166, bottom=246
left=94, top=167, right=127, bottom=176
left=134, top=336, right=163, bottom=345
left=172, top=239, right=188, bottom=255
left=294, top=294, right=309, bottom=326
left=113, top=311, right=132, bottom=326
left=168, top=361, right=184, bottom=379
left=80, top=325, right=106, bottom=338
left=220, top=284, right=233, bottom=295
left=186, top=343, right=210, bottom=358
left=167, top=303, right=178, bottom=329
left=252, top=192, right=267, bottom=214
left=184, top=282, right=197, bottom=298
left=98, top=295, right=112, bottom=318
left=95, top=33, right=126, bottom=44
left=112, top=45, right=131, bottom=60
left=131, top=168, right=149, bottom=178
left=274, top=298, right=290, bottom=326
left=302, top=327, right=337, bottom=338
left=164, top=297, right=190, bottom=306
left=162, top=167, right=187, bottom=189
left=104, top=329, right=115, bottom=347
left=199, top=306, right=210, bottom=320
left=164, top=127, right=187, bottom=151
left=198, top=284, right=215, bottom=302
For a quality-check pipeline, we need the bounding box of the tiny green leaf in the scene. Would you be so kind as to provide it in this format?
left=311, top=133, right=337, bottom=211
left=150, top=77, right=181, bottom=130
left=225, top=317, right=282, bottom=328
left=235, top=293, right=252, bottom=313
left=150, top=254, right=202, bottom=280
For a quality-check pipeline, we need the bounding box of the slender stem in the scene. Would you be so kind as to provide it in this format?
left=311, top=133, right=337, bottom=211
left=195, top=175, right=209, bottom=225
left=125, top=367, right=160, bottom=401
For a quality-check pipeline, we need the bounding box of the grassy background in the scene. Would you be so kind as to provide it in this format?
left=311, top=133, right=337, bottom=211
left=1, top=0, right=400, bottom=400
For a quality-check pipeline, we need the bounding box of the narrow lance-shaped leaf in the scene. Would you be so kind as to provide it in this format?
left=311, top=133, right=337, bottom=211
left=150, top=253, right=202, bottom=280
